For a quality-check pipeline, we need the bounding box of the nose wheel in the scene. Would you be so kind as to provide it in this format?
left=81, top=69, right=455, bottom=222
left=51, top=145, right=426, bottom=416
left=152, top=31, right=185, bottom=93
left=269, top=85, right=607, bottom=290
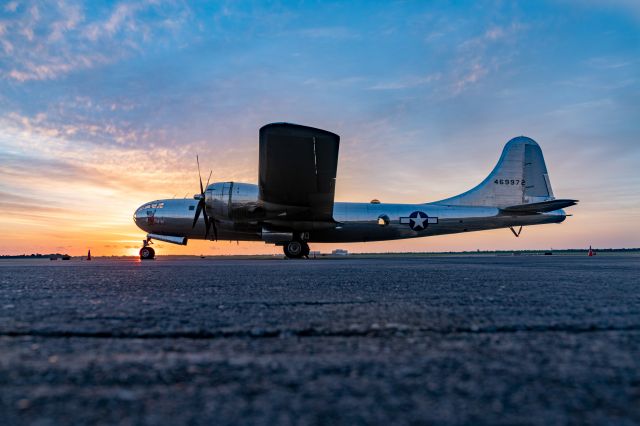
left=139, top=239, right=155, bottom=260
left=283, top=240, right=310, bottom=259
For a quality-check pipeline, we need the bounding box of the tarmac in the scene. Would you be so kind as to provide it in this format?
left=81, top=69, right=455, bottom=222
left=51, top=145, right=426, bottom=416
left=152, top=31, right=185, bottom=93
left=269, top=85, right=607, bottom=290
left=1, top=255, right=639, bottom=425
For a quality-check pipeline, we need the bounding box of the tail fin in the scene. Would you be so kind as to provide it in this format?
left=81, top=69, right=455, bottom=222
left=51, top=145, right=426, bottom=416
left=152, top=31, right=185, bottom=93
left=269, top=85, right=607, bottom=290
left=435, top=136, right=556, bottom=208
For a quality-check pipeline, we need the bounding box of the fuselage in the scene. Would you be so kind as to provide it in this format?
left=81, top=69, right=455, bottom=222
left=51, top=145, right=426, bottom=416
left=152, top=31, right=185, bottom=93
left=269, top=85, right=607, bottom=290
left=133, top=182, right=566, bottom=244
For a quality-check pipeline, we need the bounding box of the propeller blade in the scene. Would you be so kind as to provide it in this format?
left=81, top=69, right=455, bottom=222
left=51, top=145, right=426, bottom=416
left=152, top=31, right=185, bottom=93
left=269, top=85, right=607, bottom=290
left=194, top=158, right=215, bottom=240
left=196, top=155, right=204, bottom=195
left=203, top=207, right=210, bottom=239
left=192, top=201, right=203, bottom=228
left=205, top=170, right=212, bottom=190
left=204, top=169, right=214, bottom=239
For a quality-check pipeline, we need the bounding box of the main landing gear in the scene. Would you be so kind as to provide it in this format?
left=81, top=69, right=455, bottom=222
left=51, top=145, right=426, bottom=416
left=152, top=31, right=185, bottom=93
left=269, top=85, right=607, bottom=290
left=139, top=238, right=155, bottom=260
left=283, top=240, right=310, bottom=259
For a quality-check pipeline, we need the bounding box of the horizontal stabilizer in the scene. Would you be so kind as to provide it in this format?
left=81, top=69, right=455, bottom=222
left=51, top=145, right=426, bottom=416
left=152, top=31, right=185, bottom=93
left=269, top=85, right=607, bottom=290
left=502, top=199, right=578, bottom=214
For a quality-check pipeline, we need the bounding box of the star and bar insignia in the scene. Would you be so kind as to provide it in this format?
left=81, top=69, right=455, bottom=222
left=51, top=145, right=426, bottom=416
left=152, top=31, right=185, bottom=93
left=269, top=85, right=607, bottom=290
left=399, top=211, right=438, bottom=231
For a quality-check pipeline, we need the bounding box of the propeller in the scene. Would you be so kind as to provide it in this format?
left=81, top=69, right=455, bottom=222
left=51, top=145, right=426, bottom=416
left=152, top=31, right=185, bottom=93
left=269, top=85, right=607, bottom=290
left=192, top=155, right=218, bottom=241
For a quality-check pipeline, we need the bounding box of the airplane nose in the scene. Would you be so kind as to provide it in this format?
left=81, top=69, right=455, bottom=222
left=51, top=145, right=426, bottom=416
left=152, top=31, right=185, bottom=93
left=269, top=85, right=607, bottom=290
left=133, top=204, right=147, bottom=226
left=134, top=201, right=162, bottom=230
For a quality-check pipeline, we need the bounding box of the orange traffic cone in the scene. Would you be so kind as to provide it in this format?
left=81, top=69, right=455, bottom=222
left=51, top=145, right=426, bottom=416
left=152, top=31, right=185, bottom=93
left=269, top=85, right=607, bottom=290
left=588, top=246, right=593, bottom=257
left=87, top=249, right=92, bottom=261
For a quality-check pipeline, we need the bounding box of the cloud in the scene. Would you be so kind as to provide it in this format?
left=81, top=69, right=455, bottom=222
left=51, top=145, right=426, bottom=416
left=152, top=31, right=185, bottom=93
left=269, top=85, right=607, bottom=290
left=299, top=27, right=360, bottom=40
left=563, top=0, right=640, bottom=22
left=451, top=63, right=488, bottom=94
left=0, top=201, right=75, bottom=218
left=368, top=73, right=441, bottom=91
left=4, top=1, right=18, bottom=12
left=6, top=54, right=111, bottom=82
left=0, top=127, right=194, bottom=199
left=586, top=56, right=636, bottom=70
left=448, top=22, right=526, bottom=95
left=302, top=76, right=366, bottom=89
left=48, top=1, right=84, bottom=42
left=0, top=150, right=139, bottom=194
left=484, top=26, right=505, bottom=40
left=83, top=2, right=144, bottom=41
left=0, top=0, right=193, bottom=82
left=3, top=108, right=155, bottom=148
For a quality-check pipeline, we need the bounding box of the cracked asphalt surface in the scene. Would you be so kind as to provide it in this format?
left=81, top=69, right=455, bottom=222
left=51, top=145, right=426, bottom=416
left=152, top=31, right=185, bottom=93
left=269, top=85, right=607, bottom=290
left=1, top=255, right=639, bottom=425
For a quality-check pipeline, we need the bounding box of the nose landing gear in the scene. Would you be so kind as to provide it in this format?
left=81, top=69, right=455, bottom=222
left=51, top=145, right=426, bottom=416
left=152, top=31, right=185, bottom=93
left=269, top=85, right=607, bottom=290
left=139, top=238, right=155, bottom=260
left=283, top=240, right=310, bottom=259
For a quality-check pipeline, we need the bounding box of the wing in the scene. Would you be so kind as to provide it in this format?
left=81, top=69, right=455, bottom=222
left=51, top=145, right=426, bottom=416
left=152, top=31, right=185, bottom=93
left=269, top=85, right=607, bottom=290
left=259, top=123, right=340, bottom=222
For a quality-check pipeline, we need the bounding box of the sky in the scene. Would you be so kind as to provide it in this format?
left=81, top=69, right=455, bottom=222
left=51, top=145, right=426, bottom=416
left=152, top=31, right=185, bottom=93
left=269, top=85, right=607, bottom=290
left=0, top=0, right=638, bottom=256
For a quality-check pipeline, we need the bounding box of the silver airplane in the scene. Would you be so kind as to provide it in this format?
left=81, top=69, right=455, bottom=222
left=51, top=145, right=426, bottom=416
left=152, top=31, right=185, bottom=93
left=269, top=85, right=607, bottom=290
left=133, top=123, right=577, bottom=259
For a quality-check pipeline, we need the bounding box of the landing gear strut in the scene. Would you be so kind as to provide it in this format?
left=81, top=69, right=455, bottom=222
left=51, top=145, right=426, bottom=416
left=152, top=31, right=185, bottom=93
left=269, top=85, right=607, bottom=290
left=140, top=238, right=155, bottom=260
left=283, top=240, right=310, bottom=259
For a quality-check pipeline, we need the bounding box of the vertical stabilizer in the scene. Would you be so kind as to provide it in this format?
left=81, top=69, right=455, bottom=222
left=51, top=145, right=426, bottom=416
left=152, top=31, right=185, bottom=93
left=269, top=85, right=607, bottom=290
left=434, top=136, right=555, bottom=208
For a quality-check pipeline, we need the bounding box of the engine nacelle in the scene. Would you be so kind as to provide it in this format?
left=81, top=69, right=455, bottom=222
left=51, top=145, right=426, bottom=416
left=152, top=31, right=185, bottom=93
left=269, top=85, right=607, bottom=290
left=205, top=182, right=260, bottom=220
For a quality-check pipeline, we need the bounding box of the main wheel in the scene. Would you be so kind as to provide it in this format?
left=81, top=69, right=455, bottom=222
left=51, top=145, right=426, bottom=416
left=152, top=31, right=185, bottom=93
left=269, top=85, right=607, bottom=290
left=301, top=242, right=310, bottom=258
left=139, top=246, right=155, bottom=260
left=283, top=241, right=304, bottom=259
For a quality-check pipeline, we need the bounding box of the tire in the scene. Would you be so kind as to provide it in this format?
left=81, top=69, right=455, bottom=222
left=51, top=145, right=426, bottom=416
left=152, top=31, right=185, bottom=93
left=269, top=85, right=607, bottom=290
left=139, top=246, right=155, bottom=260
left=283, top=241, right=304, bottom=259
left=302, top=242, right=310, bottom=258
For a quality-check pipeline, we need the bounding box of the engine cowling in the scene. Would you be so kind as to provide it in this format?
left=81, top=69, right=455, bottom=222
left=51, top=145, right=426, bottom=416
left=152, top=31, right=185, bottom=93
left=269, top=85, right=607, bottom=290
left=205, top=182, right=260, bottom=220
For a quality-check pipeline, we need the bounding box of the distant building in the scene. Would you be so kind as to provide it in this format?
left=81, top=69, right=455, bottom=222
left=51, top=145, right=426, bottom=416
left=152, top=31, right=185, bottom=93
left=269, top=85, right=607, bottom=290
left=331, top=249, right=348, bottom=256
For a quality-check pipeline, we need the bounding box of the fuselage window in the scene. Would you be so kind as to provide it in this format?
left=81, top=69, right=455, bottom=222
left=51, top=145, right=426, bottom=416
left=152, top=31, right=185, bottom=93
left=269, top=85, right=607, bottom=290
left=189, top=205, right=195, bottom=211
